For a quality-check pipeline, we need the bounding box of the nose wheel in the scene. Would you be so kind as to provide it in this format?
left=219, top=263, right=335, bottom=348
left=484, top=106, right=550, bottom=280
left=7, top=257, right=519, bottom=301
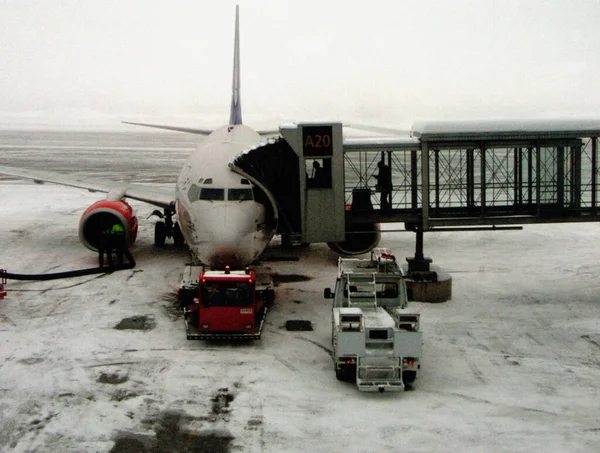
left=150, top=209, right=184, bottom=247
left=172, top=222, right=184, bottom=245
left=154, top=220, right=167, bottom=247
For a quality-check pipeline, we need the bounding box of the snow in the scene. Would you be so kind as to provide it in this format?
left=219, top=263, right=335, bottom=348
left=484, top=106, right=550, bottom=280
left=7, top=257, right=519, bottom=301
left=1, top=136, right=600, bottom=452
left=411, top=118, right=600, bottom=140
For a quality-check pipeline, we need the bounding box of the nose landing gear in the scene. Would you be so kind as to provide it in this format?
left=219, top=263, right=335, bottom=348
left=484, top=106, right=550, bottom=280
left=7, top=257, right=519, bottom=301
left=150, top=209, right=185, bottom=247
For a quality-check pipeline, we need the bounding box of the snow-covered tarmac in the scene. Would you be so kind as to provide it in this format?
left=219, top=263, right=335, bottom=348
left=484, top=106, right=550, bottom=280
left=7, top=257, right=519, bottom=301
left=1, top=134, right=600, bottom=452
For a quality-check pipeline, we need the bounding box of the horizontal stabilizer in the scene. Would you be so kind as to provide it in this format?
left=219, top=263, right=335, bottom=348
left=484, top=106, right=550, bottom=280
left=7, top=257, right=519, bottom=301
left=122, top=121, right=214, bottom=136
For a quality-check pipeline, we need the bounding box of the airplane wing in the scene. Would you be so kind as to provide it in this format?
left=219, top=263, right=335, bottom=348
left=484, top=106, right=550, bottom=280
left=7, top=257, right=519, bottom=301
left=0, top=165, right=175, bottom=209
left=124, top=121, right=281, bottom=138
left=255, top=123, right=411, bottom=138
left=122, top=121, right=214, bottom=136
left=120, top=122, right=411, bottom=139
left=344, top=123, right=411, bottom=136
left=256, top=128, right=281, bottom=137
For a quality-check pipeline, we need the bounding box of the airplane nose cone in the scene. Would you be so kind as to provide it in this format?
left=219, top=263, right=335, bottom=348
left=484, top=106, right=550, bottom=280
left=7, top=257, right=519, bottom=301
left=210, top=205, right=253, bottom=243
left=202, top=205, right=255, bottom=267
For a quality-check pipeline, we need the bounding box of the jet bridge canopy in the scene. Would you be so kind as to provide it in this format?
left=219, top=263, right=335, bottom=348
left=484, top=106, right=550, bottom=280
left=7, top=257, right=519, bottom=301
left=412, top=118, right=600, bottom=142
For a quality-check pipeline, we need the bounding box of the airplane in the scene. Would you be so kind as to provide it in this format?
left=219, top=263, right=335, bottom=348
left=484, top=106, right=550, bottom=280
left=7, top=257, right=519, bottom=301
left=0, top=6, right=385, bottom=269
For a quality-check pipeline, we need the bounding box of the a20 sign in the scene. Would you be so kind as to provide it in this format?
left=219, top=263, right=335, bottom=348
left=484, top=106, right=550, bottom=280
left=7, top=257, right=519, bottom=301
left=302, top=125, right=333, bottom=157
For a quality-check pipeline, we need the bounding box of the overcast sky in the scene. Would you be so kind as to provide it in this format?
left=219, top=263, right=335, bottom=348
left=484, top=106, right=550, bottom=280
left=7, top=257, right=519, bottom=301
left=1, top=0, right=600, bottom=129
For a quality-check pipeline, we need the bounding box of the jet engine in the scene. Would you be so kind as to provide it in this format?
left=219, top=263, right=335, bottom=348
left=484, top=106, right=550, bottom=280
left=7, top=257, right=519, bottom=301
left=79, top=200, right=138, bottom=251
left=327, top=222, right=381, bottom=256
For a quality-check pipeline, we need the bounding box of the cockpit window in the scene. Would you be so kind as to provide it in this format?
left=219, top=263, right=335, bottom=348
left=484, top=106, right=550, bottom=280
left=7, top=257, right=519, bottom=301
left=203, top=178, right=213, bottom=184
left=199, top=188, right=225, bottom=201
left=228, top=188, right=253, bottom=201
left=187, top=184, right=200, bottom=202
left=240, top=178, right=250, bottom=185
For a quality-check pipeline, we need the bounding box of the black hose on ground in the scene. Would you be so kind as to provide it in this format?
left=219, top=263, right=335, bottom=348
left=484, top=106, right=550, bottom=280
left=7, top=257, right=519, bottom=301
left=2, top=261, right=136, bottom=281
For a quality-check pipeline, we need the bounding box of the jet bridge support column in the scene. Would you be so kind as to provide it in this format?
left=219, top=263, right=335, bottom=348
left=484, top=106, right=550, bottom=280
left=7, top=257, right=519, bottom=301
left=405, top=224, right=432, bottom=273
left=402, top=140, right=451, bottom=303
left=403, top=224, right=452, bottom=303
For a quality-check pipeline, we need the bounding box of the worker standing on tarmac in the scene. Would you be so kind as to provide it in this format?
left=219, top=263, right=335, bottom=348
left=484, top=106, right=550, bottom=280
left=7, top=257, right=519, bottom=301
left=98, top=223, right=135, bottom=268
left=98, top=226, right=113, bottom=268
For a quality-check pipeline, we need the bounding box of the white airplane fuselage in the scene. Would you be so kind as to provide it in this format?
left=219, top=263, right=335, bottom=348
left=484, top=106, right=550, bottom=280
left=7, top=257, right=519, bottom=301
left=175, top=124, right=274, bottom=268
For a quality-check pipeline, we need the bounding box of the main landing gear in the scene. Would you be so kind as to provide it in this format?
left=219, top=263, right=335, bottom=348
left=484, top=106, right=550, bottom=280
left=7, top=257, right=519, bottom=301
left=150, top=209, right=184, bottom=247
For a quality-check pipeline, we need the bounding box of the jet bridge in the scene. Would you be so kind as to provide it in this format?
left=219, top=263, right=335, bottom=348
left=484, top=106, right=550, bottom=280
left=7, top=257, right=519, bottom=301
left=230, top=123, right=347, bottom=246
left=342, top=119, right=600, bottom=229
left=231, top=118, right=600, bottom=302
left=342, top=119, right=600, bottom=300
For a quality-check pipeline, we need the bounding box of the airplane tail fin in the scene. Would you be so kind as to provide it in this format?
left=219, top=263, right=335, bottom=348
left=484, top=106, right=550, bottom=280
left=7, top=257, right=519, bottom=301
left=229, top=5, right=242, bottom=125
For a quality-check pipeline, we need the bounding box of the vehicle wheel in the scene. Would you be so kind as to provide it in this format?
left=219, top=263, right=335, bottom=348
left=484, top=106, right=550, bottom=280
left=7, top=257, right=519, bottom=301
left=173, top=222, right=184, bottom=246
left=402, top=371, right=417, bottom=384
left=154, top=221, right=166, bottom=247
left=336, top=365, right=356, bottom=382
left=346, top=365, right=357, bottom=382
left=265, top=289, right=275, bottom=306
left=255, top=307, right=265, bottom=324
left=281, top=234, right=292, bottom=249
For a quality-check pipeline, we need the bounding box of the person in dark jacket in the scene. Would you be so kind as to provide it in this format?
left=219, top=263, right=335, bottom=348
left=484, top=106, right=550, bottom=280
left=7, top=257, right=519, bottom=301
left=374, top=160, right=392, bottom=211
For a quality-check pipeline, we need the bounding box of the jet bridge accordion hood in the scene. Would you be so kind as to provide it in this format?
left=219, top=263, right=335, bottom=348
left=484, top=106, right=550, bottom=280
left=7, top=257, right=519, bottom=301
left=230, top=137, right=301, bottom=235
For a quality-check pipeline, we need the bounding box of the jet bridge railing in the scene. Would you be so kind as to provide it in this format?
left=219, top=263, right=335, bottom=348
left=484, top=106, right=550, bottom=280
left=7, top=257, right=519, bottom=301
left=343, top=147, right=422, bottom=212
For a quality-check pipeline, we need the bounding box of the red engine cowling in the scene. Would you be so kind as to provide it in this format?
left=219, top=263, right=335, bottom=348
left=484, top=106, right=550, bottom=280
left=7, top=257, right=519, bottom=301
left=327, top=222, right=381, bottom=256
left=79, top=200, right=138, bottom=251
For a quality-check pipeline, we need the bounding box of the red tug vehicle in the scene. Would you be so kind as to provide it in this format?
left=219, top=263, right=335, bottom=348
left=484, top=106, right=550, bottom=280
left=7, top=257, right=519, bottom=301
left=178, top=265, right=274, bottom=340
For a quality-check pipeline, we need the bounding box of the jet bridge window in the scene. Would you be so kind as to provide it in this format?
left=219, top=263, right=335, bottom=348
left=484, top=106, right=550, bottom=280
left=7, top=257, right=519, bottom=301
left=199, top=188, right=225, bottom=201
left=228, top=188, right=253, bottom=201
left=306, top=158, right=332, bottom=189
